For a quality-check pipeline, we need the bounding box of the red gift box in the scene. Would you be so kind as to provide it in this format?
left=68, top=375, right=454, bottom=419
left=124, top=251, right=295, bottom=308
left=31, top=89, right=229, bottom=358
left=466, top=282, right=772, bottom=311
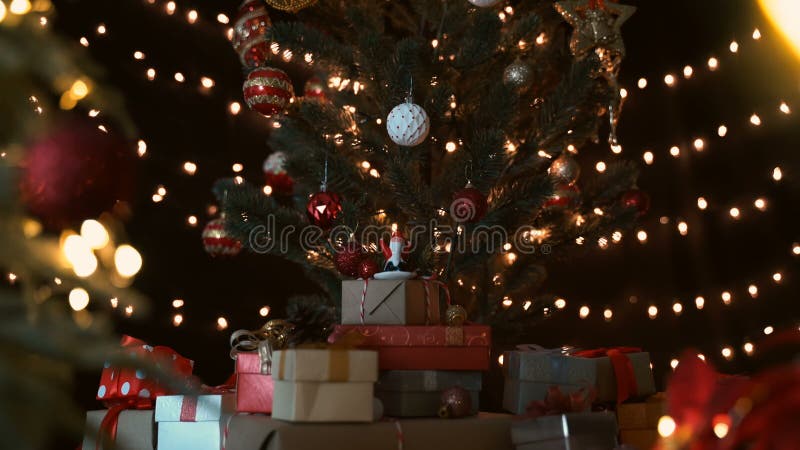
left=235, top=352, right=274, bottom=413
left=327, top=325, right=491, bottom=371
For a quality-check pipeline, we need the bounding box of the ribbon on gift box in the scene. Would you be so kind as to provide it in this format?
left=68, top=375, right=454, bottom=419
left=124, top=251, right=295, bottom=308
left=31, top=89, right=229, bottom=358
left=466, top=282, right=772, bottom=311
left=276, top=332, right=364, bottom=381
left=95, top=336, right=191, bottom=450
left=230, top=329, right=274, bottom=375
left=525, top=385, right=597, bottom=418
left=420, top=275, right=451, bottom=325
left=573, top=346, right=641, bottom=404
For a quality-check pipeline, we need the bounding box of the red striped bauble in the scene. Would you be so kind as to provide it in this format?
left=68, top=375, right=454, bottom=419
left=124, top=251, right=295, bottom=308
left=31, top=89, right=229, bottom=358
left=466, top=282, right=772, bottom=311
left=232, top=0, right=272, bottom=69
left=202, top=218, right=242, bottom=257
left=243, top=67, right=294, bottom=117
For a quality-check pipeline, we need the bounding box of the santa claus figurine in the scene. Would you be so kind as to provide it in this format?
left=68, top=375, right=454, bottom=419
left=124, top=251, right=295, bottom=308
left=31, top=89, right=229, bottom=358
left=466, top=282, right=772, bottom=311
left=376, top=226, right=414, bottom=280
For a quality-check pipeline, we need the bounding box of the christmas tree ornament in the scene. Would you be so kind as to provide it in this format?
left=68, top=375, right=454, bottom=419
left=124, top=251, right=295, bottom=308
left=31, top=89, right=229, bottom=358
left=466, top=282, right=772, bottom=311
left=451, top=182, right=488, bottom=223
left=358, top=257, right=380, bottom=280
left=285, top=294, right=336, bottom=345
left=543, top=183, right=581, bottom=210
left=257, top=319, right=295, bottom=350
left=263, top=152, right=294, bottom=196
left=264, top=0, right=316, bottom=12
left=547, top=152, right=580, bottom=185
left=438, top=386, right=473, bottom=418
left=202, top=217, right=243, bottom=257
left=19, top=120, right=135, bottom=229
left=620, top=189, right=650, bottom=216
left=376, top=227, right=413, bottom=280
left=303, top=76, right=326, bottom=101
left=386, top=99, right=430, bottom=147
left=445, top=304, right=468, bottom=326
left=232, top=0, right=272, bottom=69
left=334, top=241, right=365, bottom=278
left=467, top=0, right=500, bottom=7
left=503, top=58, right=532, bottom=90
left=243, top=67, right=294, bottom=117
left=306, top=158, right=342, bottom=229
left=554, top=0, right=636, bottom=62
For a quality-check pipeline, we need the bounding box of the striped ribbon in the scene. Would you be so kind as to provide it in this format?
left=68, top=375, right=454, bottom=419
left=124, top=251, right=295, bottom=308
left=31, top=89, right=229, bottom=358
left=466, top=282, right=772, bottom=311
left=360, top=278, right=369, bottom=324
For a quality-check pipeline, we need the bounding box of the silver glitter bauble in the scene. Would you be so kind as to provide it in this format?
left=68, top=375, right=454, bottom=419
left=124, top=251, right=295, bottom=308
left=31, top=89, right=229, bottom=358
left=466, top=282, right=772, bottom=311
left=503, top=59, right=532, bottom=90
left=547, top=152, right=580, bottom=185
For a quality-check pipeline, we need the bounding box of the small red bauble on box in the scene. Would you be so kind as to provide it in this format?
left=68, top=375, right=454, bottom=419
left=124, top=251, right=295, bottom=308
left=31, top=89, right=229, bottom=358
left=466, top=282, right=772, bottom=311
left=243, top=67, right=294, bottom=117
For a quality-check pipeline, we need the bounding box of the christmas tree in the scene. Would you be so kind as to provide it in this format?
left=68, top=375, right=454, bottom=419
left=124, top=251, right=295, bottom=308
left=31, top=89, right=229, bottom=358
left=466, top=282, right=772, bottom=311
left=220, top=0, right=642, bottom=336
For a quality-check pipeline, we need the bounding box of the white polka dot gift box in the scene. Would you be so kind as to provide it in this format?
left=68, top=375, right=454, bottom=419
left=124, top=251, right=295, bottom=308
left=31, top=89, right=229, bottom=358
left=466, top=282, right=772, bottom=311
left=96, top=336, right=194, bottom=405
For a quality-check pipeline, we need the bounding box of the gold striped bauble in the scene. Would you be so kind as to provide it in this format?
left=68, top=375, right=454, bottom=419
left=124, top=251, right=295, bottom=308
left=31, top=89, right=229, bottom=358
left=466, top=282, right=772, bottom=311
left=243, top=67, right=294, bottom=117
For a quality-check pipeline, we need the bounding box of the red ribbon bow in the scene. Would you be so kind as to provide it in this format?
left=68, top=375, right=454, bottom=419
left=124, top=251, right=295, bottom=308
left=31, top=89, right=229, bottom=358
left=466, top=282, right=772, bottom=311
left=525, top=385, right=597, bottom=418
left=573, top=346, right=641, bottom=404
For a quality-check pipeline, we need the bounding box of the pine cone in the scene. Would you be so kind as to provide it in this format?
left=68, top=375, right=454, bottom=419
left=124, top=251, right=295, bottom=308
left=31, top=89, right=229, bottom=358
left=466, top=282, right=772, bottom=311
left=286, top=294, right=336, bottom=345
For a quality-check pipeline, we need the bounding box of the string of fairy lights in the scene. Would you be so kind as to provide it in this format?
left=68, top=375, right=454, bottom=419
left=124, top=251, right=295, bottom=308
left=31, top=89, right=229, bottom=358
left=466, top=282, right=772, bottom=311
left=3, top=0, right=797, bottom=368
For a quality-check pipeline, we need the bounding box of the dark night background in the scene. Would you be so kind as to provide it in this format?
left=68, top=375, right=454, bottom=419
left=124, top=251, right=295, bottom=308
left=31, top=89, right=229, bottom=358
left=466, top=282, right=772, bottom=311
left=48, top=0, right=798, bottom=437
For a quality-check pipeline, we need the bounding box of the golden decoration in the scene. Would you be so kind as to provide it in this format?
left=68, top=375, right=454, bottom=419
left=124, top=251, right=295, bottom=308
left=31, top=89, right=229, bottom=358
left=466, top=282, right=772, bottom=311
left=445, top=305, right=468, bottom=327
left=265, top=0, right=317, bottom=13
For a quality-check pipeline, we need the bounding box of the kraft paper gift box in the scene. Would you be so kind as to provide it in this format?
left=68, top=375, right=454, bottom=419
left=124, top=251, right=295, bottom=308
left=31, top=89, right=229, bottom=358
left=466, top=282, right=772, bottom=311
left=503, top=380, right=587, bottom=415
left=375, top=370, right=482, bottom=417
left=511, top=412, right=618, bottom=450
left=341, top=279, right=441, bottom=325
left=328, top=325, right=491, bottom=371
left=617, top=393, right=667, bottom=430
left=223, top=412, right=515, bottom=450
left=235, top=352, right=274, bottom=413
left=83, top=410, right=154, bottom=450
left=271, top=349, right=378, bottom=422
left=154, top=394, right=235, bottom=450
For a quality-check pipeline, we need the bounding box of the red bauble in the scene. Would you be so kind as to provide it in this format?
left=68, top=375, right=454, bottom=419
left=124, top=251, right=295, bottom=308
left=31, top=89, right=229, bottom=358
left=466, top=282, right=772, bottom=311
left=243, top=67, right=294, bottom=117
left=306, top=190, right=342, bottom=229
left=263, top=152, right=294, bottom=195
left=19, top=121, right=135, bottom=229
left=303, top=76, right=326, bottom=101
left=232, top=0, right=272, bottom=69
left=334, top=242, right=364, bottom=277
left=543, top=183, right=581, bottom=209
left=438, top=386, right=473, bottom=418
left=358, top=257, right=380, bottom=279
left=450, top=183, right=488, bottom=223
left=620, top=189, right=650, bottom=216
left=202, top=218, right=243, bottom=257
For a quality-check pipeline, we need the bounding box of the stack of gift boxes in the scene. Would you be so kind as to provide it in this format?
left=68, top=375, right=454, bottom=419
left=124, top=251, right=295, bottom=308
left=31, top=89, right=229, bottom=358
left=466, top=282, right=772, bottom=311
left=331, top=278, right=491, bottom=418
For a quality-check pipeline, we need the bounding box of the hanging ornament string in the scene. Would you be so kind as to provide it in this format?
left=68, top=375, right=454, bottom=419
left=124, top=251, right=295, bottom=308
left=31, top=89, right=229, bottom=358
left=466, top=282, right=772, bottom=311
left=322, top=155, right=329, bottom=191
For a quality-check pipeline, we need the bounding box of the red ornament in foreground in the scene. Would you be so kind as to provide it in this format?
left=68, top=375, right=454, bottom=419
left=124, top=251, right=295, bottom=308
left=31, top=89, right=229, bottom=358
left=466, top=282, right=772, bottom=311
left=620, top=189, right=650, bottom=215
left=202, top=218, right=243, bottom=257
left=306, top=190, right=342, bottom=229
left=358, top=257, right=379, bottom=279
left=243, top=67, right=294, bottom=117
left=19, top=121, right=135, bottom=229
left=232, top=0, right=272, bottom=69
left=451, top=182, right=488, bottom=223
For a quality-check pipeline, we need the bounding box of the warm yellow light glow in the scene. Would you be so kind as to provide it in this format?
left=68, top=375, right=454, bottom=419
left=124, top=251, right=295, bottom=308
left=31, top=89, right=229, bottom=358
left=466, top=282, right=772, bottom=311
left=0, top=1, right=7, bottom=22
left=697, top=353, right=706, bottom=361
left=172, top=299, right=184, bottom=308
left=96, top=23, right=106, bottom=35
left=502, top=297, right=513, bottom=307
left=262, top=185, right=273, bottom=196
left=595, top=161, right=606, bottom=173
left=445, top=141, right=457, bottom=152
left=648, top=305, right=658, bottom=319
left=722, top=346, right=733, bottom=359
left=232, top=163, right=244, bottom=173
left=579, top=305, right=590, bottom=319
left=369, top=168, right=380, bottom=178
left=708, top=57, right=719, bottom=70
left=109, top=297, right=118, bottom=308
left=792, top=243, right=800, bottom=255
left=677, top=221, right=688, bottom=236
left=670, top=359, right=679, bottom=369
left=729, top=41, right=739, bottom=53
left=779, top=102, right=791, bottom=114
left=718, top=125, right=728, bottom=137
left=200, top=76, right=214, bottom=88
left=697, top=197, right=708, bottom=210
left=753, top=28, right=762, bottom=39
left=173, top=314, right=183, bottom=326
left=63, top=234, right=98, bottom=277
left=695, top=296, right=705, bottom=309
left=713, top=421, right=730, bottom=439
left=187, top=9, right=198, bottom=23
left=165, top=1, right=175, bottom=14
left=183, top=161, right=197, bottom=175
left=693, top=138, right=705, bottom=151
left=146, top=68, right=156, bottom=80
left=137, top=140, right=147, bottom=157
left=750, top=114, right=762, bottom=126
left=721, top=291, right=732, bottom=305
left=743, top=342, right=754, bottom=354
left=748, top=284, right=758, bottom=298
left=772, top=166, right=783, bottom=181
left=764, top=325, right=774, bottom=335
left=124, top=305, right=134, bottom=317
left=536, top=33, right=546, bottom=45
left=643, top=151, right=654, bottom=165
left=259, top=306, right=271, bottom=317
left=636, top=230, right=648, bottom=243
left=498, top=354, right=504, bottom=366
left=69, top=288, right=90, bottom=311
left=174, top=72, right=185, bottom=83
left=772, top=272, right=783, bottom=283
left=619, top=88, right=628, bottom=99
left=637, top=78, right=647, bottom=89
left=754, top=198, right=766, bottom=210
left=673, top=302, right=683, bottom=314
left=603, top=308, right=613, bottom=321
left=729, top=207, right=740, bottom=218
left=217, top=13, right=229, bottom=24
left=80, top=220, right=109, bottom=249
left=217, top=317, right=228, bottom=330
left=758, top=0, right=800, bottom=60
left=79, top=37, right=89, bottom=47
left=187, top=215, right=198, bottom=226
left=505, top=252, right=517, bottom=265
left=554, top=298, right=566, bottom=309
left=523, top=300, right=532, bottom=311
left=657, top=416, right=677, bottom=438
left=10, top=0, right=32, bottom=15
left=663, top=74, right=675, bottom=86
left=683, top=65, right=694, bottom=78
left=115, top=245, right=142, bottom=277
left=229, top=101, right=241, bottom=115
left=669, top=146, right=680, bottom=157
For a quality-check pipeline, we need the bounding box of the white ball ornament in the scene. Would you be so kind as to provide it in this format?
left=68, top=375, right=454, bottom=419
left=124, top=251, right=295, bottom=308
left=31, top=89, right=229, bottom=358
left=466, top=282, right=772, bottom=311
left=386, top=101, right=430, bottom=147
left=468, top=0, right=501, bottom=7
